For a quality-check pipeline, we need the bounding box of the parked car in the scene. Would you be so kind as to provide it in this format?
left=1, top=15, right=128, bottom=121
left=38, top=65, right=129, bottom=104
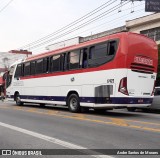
left=127, top=87, right=160, bottom=112
left=151, top=87, right=160, bottom=110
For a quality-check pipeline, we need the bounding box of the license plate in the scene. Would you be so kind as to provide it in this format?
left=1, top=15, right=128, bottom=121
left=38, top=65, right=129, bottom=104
left=138, top=99, right=143, bottom=103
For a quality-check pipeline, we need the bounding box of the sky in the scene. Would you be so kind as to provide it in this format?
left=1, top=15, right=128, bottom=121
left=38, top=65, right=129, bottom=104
left=0, top=0, right=152, bottom=55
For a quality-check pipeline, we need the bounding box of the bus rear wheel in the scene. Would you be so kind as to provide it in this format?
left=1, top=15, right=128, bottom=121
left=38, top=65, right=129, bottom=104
left=67, top=94, right=81, bottom=113
left=15, top=94, right=23, bottom=106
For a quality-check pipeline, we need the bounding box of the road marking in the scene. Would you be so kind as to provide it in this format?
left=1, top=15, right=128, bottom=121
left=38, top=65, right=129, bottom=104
left=26, top=108, right=38, bottom=112
left=0, top=121, right=112, bottom=158
left=3, top=105, right=160, bottom=126
left=1, top=105, right=160, bottom=133
left=109, top=118, right=129, bottom=127
left=73, top=114, right=86, bottom=118
left=125, top=119, right=160, bottom=126
left=47, top=110, right=59, bottom=115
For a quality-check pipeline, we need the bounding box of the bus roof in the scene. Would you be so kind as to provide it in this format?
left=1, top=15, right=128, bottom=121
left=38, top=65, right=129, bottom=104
left=26, top=32, right=155, bottom=62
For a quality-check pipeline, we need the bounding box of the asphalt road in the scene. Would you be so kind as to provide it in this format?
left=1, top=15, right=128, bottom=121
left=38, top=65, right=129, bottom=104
left=0, top=101, right=160, bottom=158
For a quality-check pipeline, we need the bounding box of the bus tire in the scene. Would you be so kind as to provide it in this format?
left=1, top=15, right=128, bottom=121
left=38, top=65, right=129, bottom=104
left=15, top=94, right=23, bottom=106
left=127, top=107, right=136, bottom=112
left=67, top=94, right=81, bottom=113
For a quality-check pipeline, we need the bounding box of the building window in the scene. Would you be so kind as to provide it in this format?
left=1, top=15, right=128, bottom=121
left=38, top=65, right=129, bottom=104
left=140, top=27, right=160, bottom=41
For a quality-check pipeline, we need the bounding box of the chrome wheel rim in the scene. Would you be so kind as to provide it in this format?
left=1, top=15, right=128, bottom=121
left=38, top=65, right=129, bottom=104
left=70, top=98, right=78, bottom=110
left=16, top=96, right=21, bottom=104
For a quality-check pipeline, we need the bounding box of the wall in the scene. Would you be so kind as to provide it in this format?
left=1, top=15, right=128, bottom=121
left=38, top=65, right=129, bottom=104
left=126, top=13, right=160, bottom=34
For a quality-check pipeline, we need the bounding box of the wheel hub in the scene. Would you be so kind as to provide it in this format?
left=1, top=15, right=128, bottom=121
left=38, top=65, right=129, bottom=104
left=70, top=98, right=77, bottom=109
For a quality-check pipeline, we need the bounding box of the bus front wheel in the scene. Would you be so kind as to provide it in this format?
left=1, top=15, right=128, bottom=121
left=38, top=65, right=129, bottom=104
left=15, top=94, right=23, bottom=106
left=67, top=94, right=81, bottom=113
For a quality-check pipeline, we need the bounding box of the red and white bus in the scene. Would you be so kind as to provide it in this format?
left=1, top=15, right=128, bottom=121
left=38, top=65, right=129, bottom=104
left=6, top=32, right=158, bottom=112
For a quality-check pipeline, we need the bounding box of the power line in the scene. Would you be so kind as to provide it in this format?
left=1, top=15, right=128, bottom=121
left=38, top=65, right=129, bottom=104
left=31, top=2, right=144, bottom=53
left=32, top=7, right=144, bottom=53
left=20, top=0, right=145, bottom=51
left=21, top=1, right=127, bottom=50
left=75, top=3, right=144, bottom=36
left=18, top=0, right=117, bottom=49
left=27, top=1, right=129, bottom=50
left=0, top=0, right=13, bottom=13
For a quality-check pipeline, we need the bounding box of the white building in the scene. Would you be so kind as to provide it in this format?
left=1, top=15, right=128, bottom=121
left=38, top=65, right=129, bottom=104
left=0, top=50, right=32, bottom=93
left=46, top=37, right=83, bottom=51
left=0, top=50, right=32, bottom=73
left=126, top=13, right=160, bottom=45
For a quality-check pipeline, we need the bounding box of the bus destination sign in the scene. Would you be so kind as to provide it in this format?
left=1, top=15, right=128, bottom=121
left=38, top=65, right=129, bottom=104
left=145, top=0, right=160, bottom=12
left=134, top=56, right=153, bottom=66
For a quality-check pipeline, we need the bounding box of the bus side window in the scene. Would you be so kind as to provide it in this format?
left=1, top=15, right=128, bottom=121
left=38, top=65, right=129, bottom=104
left=89, top=46, right=95, bottom=59
left=15, top=64, right=22, bottom=78
left=43, top=58, right=49, bottom=73
left=30, top=61, right=36, bottom=75
left=88, top=43, right=108, bottom=67
left=24, top=62, right=30, bottom=76
left=35, top=59, right=43, bottom=74
left=69, top=50, right=80, bottom=70
left=52, top=55, right=61, bottom=72
left=108, top=41, right=117, bottom=55
left=80, top=48, right=88, bottom=68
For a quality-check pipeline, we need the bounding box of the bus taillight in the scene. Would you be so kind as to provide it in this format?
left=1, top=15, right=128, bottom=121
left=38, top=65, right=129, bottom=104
left=118, top=77, right=129, bottom=95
